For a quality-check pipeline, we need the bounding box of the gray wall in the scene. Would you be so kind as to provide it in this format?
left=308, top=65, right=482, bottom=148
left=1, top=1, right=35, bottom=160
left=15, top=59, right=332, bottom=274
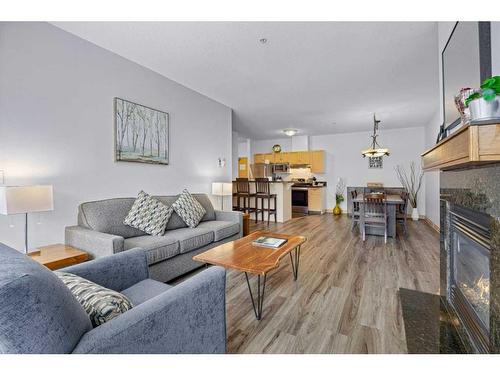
left=0, top=22, right=232, bottom=251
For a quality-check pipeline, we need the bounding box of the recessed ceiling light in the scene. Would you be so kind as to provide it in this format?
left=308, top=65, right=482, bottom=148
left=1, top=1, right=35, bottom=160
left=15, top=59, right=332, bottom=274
left=259, top=38, right=268, bottom=44
left=283, top=128, right=298, bottom=137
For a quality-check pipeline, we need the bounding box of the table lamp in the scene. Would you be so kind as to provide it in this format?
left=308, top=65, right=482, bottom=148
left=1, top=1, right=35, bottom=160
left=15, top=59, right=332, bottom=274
left=211, top=182, right=233, bottom=211
left=0, top=185, right=54, bottom=253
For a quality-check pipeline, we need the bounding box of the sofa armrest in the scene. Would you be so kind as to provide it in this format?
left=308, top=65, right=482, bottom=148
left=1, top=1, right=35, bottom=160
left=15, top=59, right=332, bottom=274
left=72, top=266, right=227, bottom=354
left=65, top=225, right=124, bottom=258
left=215, top=210, right=243, bottom=237
left=60, top=248, right=149, bottom=291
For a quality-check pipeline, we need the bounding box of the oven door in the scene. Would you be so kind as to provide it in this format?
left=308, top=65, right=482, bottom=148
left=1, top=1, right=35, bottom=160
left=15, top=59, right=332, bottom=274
left=292, top=188, right=308, bottom=213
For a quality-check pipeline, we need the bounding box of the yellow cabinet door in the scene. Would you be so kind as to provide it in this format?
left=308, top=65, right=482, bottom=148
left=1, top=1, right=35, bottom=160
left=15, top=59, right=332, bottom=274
left=263, top=153, right=274, bottom=163
left=296, top=151, right=311, bottom=164
left=274, top=152, right=289, bottom=163
left=254, top=154, right=265, bottom=163
left=310, top=150, right=325, bottom=173
left=288, top=152, right=299, bottom=164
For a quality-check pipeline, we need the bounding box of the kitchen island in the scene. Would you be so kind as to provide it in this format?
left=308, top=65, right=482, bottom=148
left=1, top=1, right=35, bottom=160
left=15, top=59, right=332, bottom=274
left=232, top=181, right=294, bottom=223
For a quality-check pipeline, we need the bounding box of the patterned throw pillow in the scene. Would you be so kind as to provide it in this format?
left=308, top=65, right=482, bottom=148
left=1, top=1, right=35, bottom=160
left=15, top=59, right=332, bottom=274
left=55, top=271, right=133, bottom=327
left=172, top=189, right=207, bottom=228
left=124, top=190, right=173, bottom=236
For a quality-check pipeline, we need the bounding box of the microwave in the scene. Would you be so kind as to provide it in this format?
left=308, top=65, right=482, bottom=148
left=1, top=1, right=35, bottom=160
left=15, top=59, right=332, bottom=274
left=272, top=163, right=290, bottom=173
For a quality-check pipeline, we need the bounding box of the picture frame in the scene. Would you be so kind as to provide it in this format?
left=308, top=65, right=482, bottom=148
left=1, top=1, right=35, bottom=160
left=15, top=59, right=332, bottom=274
left=368, top=156, right=383, bottom=169
left=114, top=97, right=169, bottom=165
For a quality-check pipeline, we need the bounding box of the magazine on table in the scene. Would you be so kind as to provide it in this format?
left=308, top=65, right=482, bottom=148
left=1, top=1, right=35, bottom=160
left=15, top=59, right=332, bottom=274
left=252, top=236, right=288, bottom=249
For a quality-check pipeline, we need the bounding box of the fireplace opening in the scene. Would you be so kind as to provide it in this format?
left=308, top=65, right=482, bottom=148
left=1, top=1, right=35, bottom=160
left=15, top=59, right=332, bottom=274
left=449, top=205, right=491, bottom=353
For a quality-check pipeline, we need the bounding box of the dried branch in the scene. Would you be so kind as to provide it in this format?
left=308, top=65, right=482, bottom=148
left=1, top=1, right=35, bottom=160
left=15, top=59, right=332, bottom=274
left=395, top=162, right=423, bottom=208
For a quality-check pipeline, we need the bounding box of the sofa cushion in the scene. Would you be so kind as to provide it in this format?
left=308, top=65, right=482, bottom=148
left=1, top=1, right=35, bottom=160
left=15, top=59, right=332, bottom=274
left=163, top=227, right=214, bottom=254
left=121, top=279, right=172, bottom=306
left=0, top=243, right=92, bottom=354
left=55, top=271, right=133, bottom=328
left=124, top=236, right=180, bottom=265
left=172, top=189, right=207, bottom=228
left=79, top=198, right=146, bottom=238
left=123, top=191, right=174, bottom=236
left=197, top=220, right=241, bottom=241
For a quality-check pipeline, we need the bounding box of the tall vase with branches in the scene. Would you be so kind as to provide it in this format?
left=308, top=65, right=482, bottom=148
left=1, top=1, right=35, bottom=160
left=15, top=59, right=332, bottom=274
left=395, top=162, right=423, bottom=221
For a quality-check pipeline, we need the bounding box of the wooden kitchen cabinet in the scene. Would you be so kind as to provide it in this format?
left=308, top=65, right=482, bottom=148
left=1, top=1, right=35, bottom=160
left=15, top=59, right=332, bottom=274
left=274, top=152, right=288, bottom=163
left=308, top=187, right=326, bottom=214
left=253, top=153, right=274, bottom=163
left=296, top=151, right=311, bottom=164
left=254, top=153, right=265, bottom=163
left=253, top=149, right=325, bottom=173
left=310, top=150, right=325, bottom=173
left=263, top=153, right=274, bottom=163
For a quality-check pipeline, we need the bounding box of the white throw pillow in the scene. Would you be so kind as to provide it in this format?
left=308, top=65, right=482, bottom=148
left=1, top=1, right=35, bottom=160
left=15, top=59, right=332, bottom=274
left=172, top=189, right=207, bottom=228
left=124, top=190, right=173, bottom=236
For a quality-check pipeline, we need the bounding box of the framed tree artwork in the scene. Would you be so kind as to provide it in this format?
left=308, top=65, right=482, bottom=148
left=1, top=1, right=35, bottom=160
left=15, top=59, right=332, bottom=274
left=368, top=156, right=383, bottom=169
left=114, top=97, right=169, bottom=165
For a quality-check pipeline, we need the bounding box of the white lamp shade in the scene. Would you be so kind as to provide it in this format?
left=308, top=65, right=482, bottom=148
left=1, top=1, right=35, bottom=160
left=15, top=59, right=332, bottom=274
left=211, top=182, right=233, bottom=196
left=0, top=185, right=54, bottom=215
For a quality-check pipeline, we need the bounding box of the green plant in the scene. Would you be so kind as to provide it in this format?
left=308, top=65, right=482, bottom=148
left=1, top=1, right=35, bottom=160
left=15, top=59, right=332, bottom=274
left=465, top=76, right=500, bottom=106
left=335, top=178, right=346, bottom=205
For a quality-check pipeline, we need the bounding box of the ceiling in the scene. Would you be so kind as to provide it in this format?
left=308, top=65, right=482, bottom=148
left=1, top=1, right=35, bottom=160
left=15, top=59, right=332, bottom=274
left=52, top=22, right=439, bottom=139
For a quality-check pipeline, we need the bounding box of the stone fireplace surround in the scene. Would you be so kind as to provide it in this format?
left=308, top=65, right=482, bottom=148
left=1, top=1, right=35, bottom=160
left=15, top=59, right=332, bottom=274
left=440, top=164, right=500, bottom=353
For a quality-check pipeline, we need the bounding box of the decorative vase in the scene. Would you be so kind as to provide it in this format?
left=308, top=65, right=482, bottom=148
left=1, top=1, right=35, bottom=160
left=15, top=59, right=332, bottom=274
left=411, top=208, right=419, bottom=221
left=333, top=204, right=342, bottom=215
left=469, top=97, right=500, bottom=123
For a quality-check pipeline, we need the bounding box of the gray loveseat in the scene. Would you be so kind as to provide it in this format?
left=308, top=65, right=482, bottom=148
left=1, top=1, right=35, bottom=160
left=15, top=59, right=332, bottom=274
left=0, top=243, right=226, bottom=354
left=65, top=193, right=242, bottom=282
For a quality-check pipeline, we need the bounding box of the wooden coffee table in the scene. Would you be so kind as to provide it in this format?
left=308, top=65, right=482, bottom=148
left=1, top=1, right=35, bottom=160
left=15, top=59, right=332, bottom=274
left=193, top=231, right=306, bottom=320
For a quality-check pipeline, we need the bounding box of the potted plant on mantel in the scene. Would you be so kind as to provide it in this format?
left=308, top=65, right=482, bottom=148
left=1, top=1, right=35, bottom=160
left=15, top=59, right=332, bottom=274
left=395, top=162, right=423, bottom=221
left=465, top=76, right=500, bottom=122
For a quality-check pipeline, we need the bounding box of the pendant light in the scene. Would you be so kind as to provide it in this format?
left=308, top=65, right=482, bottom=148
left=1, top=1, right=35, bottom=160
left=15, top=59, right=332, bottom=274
left=361, top=114, right=390, bottom=158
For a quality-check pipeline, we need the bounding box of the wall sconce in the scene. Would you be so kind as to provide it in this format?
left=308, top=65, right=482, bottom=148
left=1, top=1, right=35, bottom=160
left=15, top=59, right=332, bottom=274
left=217, top=157, right=226, bottom=167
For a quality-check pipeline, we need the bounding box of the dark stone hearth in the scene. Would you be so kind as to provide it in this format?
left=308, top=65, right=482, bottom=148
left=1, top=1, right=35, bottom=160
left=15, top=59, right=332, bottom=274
left=400, top=288, right=466, bottom=354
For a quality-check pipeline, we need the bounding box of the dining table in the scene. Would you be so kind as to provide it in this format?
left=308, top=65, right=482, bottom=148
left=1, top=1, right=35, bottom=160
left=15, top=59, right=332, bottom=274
left=352, top=193, right=404, bottom=238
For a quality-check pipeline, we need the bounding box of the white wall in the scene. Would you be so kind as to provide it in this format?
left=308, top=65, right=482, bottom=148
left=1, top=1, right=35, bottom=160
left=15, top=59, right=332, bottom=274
left=232, top=131, right=239, bottom=179
left=251, top=137, right=292, bottom=154
left=0, top=22, right=232, bottom=251
left=310, top=127, right=426, bottom=212
left=421, top=22, right=457, bottom=228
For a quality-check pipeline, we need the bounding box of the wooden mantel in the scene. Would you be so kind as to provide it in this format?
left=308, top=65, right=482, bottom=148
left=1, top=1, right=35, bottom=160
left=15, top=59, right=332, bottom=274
left=421, top=123, right=500, bottom=171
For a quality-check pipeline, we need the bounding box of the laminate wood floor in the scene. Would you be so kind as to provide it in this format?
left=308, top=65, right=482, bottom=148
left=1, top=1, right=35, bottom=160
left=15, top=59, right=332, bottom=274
left=225, top=214, right=440, bottom=353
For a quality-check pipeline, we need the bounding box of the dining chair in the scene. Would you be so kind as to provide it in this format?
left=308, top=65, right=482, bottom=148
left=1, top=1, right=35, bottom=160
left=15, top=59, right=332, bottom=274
left=360, top=193, right=388, bottom=244
left=396, top=191, right=409, bottom=236
left=350, top=190, right=360, bottom=230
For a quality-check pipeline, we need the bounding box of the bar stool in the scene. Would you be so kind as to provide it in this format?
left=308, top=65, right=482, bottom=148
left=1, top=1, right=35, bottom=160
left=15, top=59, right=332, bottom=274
left=234, top=178, right=257, bottom=216
left=254, top=178, right=277, bottom=224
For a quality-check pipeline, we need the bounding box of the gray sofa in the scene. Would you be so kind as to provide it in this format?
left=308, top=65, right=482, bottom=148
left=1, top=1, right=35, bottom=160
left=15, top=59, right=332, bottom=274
left=65, top=193, right=242, bottom=282
left=0, top=243, right=226, bottom=354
